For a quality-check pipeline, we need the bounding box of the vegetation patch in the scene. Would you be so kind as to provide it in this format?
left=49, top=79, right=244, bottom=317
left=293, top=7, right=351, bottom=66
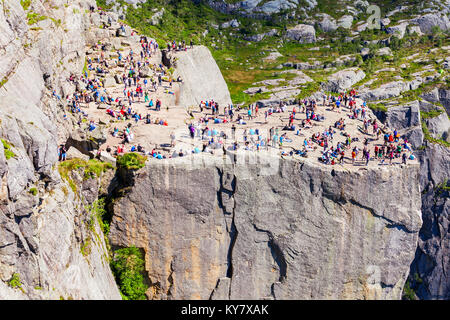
left=435, top=179, right=450, bottom=197
left=1, top=139, right=16, bottom=160
left=110, top=246, right=148, bottom=300
left=20, top=0, right=31, bottom=11
left=116, top=153, right=147, bottom=170
left=26, top=12, right=48, bottom=25
left=422, top=120, right=450, bottom=148
left=80, top=237, right=92, bottom=257
left=58, top=158, right=114, bottom=192
left=421, top=109, right=444, bottom=119
left=8, top=273, right=23, bottom=291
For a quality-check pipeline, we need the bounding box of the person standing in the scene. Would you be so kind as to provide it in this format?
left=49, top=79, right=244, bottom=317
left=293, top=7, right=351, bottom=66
left=58, top=145, right=67, bottom=161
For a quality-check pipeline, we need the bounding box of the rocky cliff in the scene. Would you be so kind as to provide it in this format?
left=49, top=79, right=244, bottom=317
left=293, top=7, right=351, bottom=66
left=0, top=0, right=444, bottom=301
left=409, top=143, right=450, bottom=299
left=0, top=0, right=120, bottom=299
left=109, top=153, right=422, bottom=300
left=373, top=95, right=450, bottom=300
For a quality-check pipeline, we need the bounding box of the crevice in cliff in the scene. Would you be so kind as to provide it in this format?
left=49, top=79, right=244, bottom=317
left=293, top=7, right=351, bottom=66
left=252, top=224, right=287, bottom=283
left=348, top=199, right=415, bottom=234
left=167, top=260, right=174, bottom=299
left=216, top=168, right=238, bottom=300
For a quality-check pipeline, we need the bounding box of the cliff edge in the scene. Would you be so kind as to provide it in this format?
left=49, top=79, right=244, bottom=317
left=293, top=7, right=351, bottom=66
left=109, top=153, right=422, bottom=300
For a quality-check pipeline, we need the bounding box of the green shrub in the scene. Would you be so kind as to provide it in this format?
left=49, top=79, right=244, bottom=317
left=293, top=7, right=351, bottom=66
left=8, top=273, right=22, bottom=289
left=20, top=0, right=31, bottom=11
left=110, top=246, right=148, bottom=300
left=80, top=237, right=92, bottom=257
left=29, top=187, right=38, bottom=196
left=1, top=139, right=16, bottom=160
left=0, top=76, right=8, bottom=88
left=116, top=153, right=147, bottom=170
left=88, top=198, right=110, bottom=236
left=26, top=12, right=48, bottom=25
left=402, top=280, right=416, bottom=300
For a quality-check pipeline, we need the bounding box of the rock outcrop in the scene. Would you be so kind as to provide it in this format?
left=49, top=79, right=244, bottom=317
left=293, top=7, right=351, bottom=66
left=176, top=45, right=232, bottom=107
left=372, top=96, right=450, bottom=300
left=408, top=144, right=450, bottom=299
left=286, top=24, right=316, bottom=44
left=322, top=68, right=366, bottom=93
left=0, top=0, right=120, bottom=299
left=385, top=102, right=424, bottom=149
left=109, top=153, right=422, bottom=300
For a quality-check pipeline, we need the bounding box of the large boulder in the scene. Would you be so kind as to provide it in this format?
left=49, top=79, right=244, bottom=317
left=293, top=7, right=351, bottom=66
left=103, top=76, right=116, bottom=88
left=385, top=102, right=423, bottom=148
left=139, top=66, right=152, bottom=78
left=176, top=46, right=232, bottom=107
left=286, top=24, right=316, bottom=43
left=322, top=68, right=366, bottom=92
left=386, top=102, right=421, bottom=130
left=359, top=81, right=408, bottom=101
left=337, top=15, right=353, bottom=29
left=221, top=19, right=240, bottom=28
left=438, top=88, right=450, bottom=116
left=387, top=22, right=409, bottom=39
left=376, top=47, right=393, bottom=57
left=66, top=147, right=90, bottom=161
left=317, top=14, right=338, bottom=33
left=425, top=112, right=450, bottom=142
left=420, top=88, right=440, bottom=104
left=259, top=0, right=299, bottom=14
left=412, top=13, right=450, bottom=34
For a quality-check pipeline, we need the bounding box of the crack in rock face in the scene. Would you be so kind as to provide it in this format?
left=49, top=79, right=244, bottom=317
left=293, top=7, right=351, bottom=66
left=109, top=155, right=422, bottom=300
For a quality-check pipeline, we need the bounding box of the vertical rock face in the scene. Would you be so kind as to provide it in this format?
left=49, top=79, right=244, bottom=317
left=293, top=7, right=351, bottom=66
left=0, top=0, right=120, bottom=299
left=410, top=144, right=450, bottom=299
left=374, top=100, right=449, bottom=299
left=109, top=154, right=422, bottom=300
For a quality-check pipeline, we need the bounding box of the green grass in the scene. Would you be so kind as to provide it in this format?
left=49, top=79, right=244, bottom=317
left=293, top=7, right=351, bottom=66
left=435, top=179, right=450, bottom=199
left=116, top=153, right=147, bottom=170
left=110, top=246, right=148, bottom=300
left=368, top=103, right=388, bottom=113
left=58, top=158, right=114, bottom=192
left=0, top=76, right=8, bottom=88
left=29, top=187, right=38, bottom=196
left=421, top=109, right=444, bottom=119
left=80, top=237, right=92, bottom=257
left=1, top=139, right=16, bottom=160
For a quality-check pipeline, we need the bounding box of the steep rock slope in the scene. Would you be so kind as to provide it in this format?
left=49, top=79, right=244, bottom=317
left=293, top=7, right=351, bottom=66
left=0, top=0, right=120, bottom=299
left=373, top=101, right=449, bottom=300
left=109, top=153, right=422, bottom=300
left=409, top=143, right=450, bottom=299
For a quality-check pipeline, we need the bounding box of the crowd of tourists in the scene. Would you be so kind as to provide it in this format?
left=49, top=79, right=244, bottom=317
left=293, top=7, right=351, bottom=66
left=56, top=18, right=414, bottom=167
